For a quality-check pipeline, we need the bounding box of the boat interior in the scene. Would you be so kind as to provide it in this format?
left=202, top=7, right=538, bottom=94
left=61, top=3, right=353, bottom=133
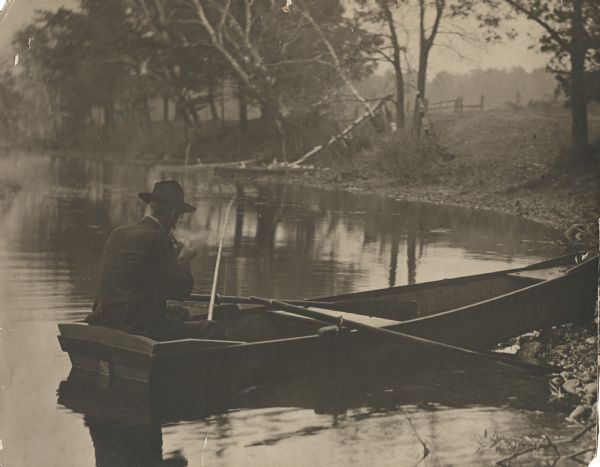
left=186, top=257, right=577, bottom=344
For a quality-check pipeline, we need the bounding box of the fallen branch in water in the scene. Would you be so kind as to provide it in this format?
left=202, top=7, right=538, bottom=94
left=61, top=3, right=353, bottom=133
left=290, top=96, right=392, bottom=167
left=495, top=423, right=594, bottom=466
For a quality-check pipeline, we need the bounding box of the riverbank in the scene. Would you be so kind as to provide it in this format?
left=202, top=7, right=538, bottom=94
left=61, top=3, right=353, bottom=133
left=287, top=108, right=600, bottom=245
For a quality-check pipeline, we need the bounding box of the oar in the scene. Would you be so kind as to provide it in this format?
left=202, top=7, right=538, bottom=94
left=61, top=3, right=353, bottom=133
left=207, top=196, right=236, bottom=321
left=187, top=294, right=555, bottom=372
left=245, top=296, right=556, bottom=373
left=189, top=293, right=419, bottom=319
left=190, top=293, right=337, bottom=308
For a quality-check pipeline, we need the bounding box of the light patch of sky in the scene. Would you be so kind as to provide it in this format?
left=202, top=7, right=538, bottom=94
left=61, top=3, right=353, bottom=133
left=426, top=16, right=549, bottom=76
left=0, top=0, right=6, bottom=11
left=343, top=0, right=550, bottom=77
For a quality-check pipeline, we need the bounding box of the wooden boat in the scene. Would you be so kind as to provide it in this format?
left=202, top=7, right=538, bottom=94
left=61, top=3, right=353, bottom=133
left=58, top=252, right=598, bottom=395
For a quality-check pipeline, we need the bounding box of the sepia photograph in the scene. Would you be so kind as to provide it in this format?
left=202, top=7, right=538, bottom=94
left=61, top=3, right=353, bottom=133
left=0, top=0, right=599, bottom=465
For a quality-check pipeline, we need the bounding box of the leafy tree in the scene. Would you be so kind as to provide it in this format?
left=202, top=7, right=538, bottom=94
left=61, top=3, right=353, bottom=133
left=14, top=2, right=150, bottom=134
left=0, top=69, right=21, bottom=140
left=466, top=0, right=600, bottom=159
left=127, top=0, right=376, bottom=162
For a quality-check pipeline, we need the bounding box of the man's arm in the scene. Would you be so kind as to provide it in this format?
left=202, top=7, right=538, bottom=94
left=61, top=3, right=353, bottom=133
left=154, top=234, right=194, bottom=300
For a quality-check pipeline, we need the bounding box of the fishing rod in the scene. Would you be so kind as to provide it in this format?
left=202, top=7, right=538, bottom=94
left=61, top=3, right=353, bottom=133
left=207, top=196, right=236, bottom=321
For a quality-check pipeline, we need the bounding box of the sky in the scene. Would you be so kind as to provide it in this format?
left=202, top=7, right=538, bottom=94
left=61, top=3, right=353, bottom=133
left=355, top=0, right=550, bottom=77
left=0, top=0, right=76, bottom=63
left=417, top=14, right=548, bottom=76
left=0, top=0, right=550, bottom=76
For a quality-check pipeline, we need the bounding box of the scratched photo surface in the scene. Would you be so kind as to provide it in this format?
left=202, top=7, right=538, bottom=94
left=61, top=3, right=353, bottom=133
left=0, top=0, right=598, bottom=466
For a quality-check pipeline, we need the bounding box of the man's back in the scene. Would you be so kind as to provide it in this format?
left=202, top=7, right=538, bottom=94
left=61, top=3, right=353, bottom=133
left=86, top=217, right=193, bottom=338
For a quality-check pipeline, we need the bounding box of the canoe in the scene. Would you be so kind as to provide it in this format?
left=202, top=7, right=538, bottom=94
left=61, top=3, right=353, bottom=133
left=57, top=252, right=598, bottom=395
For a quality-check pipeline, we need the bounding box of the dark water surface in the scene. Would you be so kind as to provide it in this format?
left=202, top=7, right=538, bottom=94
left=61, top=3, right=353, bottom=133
left=0, top=153, right=583, bottom=466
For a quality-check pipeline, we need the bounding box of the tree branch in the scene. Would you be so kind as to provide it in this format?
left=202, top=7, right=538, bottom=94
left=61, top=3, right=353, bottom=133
left=296, top=3, right=375, bottom=118
left=425, top=0, right=445, bottom=47
left=500, top=0, right=569, bottom=48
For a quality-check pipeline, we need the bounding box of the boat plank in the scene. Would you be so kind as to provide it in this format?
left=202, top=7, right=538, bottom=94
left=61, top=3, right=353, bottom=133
left=507, top=266, right=569, bottom=282
left=152, top=339, right=246, bottom=355
left=303, top=308, right=402, bottom=328
left=59, top=323, right=155, bottom=354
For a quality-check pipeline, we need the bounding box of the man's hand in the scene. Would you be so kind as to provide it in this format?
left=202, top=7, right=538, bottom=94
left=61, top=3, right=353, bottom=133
left=171, top=235, right=184, bottom=257
left=177, top=245, right=197, bottom=264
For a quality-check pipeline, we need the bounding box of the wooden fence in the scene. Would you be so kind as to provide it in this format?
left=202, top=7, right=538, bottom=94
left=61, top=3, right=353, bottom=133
left=408, top=95, right=485, bottom=114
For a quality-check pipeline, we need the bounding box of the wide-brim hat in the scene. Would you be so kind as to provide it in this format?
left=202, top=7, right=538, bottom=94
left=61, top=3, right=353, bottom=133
left=138, top=180, right=196, bottom=213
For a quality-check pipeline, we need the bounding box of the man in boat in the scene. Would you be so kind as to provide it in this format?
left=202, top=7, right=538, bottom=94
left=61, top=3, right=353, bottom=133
left=86, top=180, right=226, bottom=341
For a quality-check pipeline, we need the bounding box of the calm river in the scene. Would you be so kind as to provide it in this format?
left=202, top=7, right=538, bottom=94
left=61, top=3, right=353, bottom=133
left=0, top=153, right=583, bottom=466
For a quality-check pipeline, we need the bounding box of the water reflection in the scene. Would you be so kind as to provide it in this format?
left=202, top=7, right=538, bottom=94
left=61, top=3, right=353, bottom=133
left=86, top=419, right=176, bottom=467
left=0, top=153, right=564, bottom=301
left=0, top=153, right=571, bottom=466
left=58, top=361, right=574, bottom=467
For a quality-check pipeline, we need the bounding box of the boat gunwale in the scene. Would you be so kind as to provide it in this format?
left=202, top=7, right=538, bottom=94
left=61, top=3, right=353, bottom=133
left=387, top=254, right=595, bottom=329
left=312, top=251, right=585, bottom=303
left=189, top=253, right=596, bottom=352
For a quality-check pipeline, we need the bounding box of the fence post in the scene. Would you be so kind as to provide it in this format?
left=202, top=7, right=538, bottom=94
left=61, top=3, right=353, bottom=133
left=459, top=97, right=464, bottom=113
left=454, top=98, right=459, bottom=113
left=480, top=94, right=485, bottom=112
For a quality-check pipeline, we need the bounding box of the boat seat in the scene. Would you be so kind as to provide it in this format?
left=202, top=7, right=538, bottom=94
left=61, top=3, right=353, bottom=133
left=506, top=266, right=568, bottom=282
left=289, top=307, right=402, bottom=329
left=325, top=298, right=418, bottom=321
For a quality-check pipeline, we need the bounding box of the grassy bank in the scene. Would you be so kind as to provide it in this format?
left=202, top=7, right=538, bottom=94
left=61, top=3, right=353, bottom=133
left=289, top=107, right=600, bottom=244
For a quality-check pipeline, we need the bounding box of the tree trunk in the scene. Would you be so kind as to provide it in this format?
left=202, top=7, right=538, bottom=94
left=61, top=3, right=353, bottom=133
left=394, top=68, right=405, bottom=130
left=380, top=0, right=405, bottom=129
left=233, top=184, right=245, bottom=255
left=274, top=117, right=287, bottom=164
left=220, top=81, right=226, bottom=130
left=388, top=233, right=399, bottom=287
left=413, top=0, right=443, bottom=132
left=208, top=77, right=220, bottom=122
left=570, top=0, right=589, bottom=159
left=104, top=101, right=114, bottom=127
left=417, top=49, right=429, bottom=97
left=238, top=80, right=248, bottom=134
left=413, top=46, right=430, bottom=131
left=163, top=95, right=169, bottom=124
left=260, top=102, right=271, bottom=121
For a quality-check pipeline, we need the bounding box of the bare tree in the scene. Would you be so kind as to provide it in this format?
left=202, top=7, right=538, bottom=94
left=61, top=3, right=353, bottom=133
left=413, top=0, right=445, bottom=131
left=356, top=0, right=409, bottom=130
left=497, top=0, right=597, bottom=159
left=380, top=0, right=407, bottom=129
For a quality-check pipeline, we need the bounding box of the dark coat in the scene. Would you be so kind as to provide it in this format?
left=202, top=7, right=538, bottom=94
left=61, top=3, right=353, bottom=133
left=86, top=217, right=193, bottom=338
